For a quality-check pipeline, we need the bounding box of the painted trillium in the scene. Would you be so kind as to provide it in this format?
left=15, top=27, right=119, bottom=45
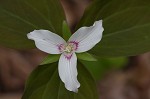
left=27, top=20, right=104, bottom=92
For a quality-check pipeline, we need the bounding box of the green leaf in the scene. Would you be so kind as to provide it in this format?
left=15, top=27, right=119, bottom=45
left=22, top=62, right=98, bottom=99
left=0, top=0, right=65, bottom=49
left=62, top=21, right=72, bottom=40
left=40, top=54, right=60, bottom=65
left=77, top=52, right=97, bottom=61
left=81, top=57, right=128, bottom=80
left=77, top=0, right=150, bottom=57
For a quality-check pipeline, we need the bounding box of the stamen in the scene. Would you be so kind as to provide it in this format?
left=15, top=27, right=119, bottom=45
left=64, top=44, right=74, bottom=53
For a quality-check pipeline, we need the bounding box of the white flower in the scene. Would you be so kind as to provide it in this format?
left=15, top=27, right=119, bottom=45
left=27, top=20, right=104, bottom=92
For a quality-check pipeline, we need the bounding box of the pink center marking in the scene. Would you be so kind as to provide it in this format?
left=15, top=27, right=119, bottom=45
left=57, top=44, right=65, bottom=53
left=68, top=41, right=79, bottom=51
left=64, top=53, right=73, bottom=60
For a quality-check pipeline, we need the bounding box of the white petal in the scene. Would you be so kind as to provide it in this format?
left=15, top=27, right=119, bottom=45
left=27, top=30, right=66, bottom=54
left=69, top=20, right=104, bottom=53
left=58, top=53, right=80, bottom=92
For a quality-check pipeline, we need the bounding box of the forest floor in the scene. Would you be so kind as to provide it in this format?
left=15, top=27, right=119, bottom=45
left=0, top=93, right=22, bottom=99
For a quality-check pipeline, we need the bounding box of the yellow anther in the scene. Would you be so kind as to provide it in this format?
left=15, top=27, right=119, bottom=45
left=64, top=44, right=73, bottom=53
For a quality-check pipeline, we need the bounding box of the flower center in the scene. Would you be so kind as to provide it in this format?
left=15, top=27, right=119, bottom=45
left=58, top=41, right=79, bottom=53
left=64, top=44, right=74, bottom=53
